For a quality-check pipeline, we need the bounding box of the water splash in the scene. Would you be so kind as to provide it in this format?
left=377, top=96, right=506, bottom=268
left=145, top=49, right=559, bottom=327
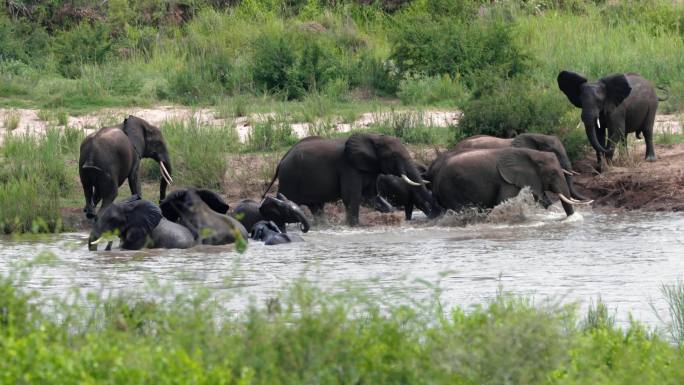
left=486, top=187, right=546, bottom=224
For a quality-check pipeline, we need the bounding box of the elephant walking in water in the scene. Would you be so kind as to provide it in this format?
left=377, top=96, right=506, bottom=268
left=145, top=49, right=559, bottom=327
left=557, top=71, right=662, bottom=171
left=79, top=116, right=173, bottom=219
left=263, top=133, right=441, bottom=226
left=448, top=133, right=587, bottom=200
left=430, top=148, right=593, bottom=217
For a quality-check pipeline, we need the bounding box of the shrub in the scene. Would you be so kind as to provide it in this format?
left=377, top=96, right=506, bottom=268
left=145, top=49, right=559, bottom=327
left=456, top=76, right=571, bottom=140
left=54, top=21, right=113, bottom=78
left=245, top=117, right=298, bottom=152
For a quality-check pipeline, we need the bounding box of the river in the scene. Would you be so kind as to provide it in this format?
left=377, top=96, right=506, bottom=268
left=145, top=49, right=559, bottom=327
left=1, top=194, right=683, bottom=326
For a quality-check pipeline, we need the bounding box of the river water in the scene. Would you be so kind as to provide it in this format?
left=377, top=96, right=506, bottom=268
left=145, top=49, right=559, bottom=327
left=1, top=193, right=683, bottom=326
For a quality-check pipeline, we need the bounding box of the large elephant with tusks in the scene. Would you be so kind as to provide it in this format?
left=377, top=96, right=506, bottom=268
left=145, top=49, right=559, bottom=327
left=263, top=134, right=441, bottom=225
left=79, top=116, right=173, bottom=219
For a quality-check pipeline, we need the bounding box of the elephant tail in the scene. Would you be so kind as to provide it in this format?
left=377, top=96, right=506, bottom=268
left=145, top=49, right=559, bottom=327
left=657, top=85, right=669, bottom=101
left=81, top=160, right=103, bottom=173
left=262, top=165, right=279, bottom=199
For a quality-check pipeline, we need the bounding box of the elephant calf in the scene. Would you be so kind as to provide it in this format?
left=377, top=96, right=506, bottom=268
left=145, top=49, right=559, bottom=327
left=231, top=193, right=310, bottom=233
left=251, top=220, right=304, bottom=245
left=88, top=195, right=194, bottom=251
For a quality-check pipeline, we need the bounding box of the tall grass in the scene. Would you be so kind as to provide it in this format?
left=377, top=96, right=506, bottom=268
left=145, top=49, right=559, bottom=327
left=0, top=128, right=82, bottom=233
left=1, top=272, right=684, bottom=384
left=661, top=280, right=684, bottom=345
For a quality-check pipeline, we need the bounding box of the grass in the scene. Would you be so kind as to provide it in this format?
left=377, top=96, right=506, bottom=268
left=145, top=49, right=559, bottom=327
left=2, top=270, right=684, bottom=385
left=3, top=109, right=20, bottom=131
left=660, top=280, right=684, bottom=345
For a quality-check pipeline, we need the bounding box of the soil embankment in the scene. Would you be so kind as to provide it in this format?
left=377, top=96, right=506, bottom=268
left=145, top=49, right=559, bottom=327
left=573, top=142, right=684, bottom=211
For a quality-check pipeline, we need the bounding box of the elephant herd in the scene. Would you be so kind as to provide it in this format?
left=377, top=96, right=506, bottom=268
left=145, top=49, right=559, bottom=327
left=80, top=70, right=663, bottom=251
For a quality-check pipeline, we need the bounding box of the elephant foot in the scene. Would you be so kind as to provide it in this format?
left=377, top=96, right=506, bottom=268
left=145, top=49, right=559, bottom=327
left=84, top=207, right=96, bottom=219
left=645, top=154, right=657, bottom=162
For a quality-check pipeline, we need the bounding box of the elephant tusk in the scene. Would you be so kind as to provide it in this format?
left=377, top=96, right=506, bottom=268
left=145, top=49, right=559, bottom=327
left=422, top=179, right=430, bottom=184
left=562, top=169, right=573, bottom=176
left=570, top=170, right=580, bottom=175
left=160, top=162, right=173, bottom=185
left=90, top=237, right=107, bottom=245
left=401, top=174, right=421, bottom=186
left=596, top=118, right=601, bottom=129
left=558, top=193, right=575, bottom=205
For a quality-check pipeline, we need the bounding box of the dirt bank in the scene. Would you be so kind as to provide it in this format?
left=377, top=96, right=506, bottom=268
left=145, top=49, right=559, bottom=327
left=573, top=142, right=684, bottom=211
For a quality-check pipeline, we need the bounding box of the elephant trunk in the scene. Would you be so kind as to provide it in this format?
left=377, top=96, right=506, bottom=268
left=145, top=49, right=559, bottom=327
left=293, top=207, right=310, bottom=233
left=564, top=174, right=589, bottom=201
left=403, top=166, right=442, bottom=218
left=554, top=178, right=575, bottom=217
left=582, top=115, right=608, bottom=154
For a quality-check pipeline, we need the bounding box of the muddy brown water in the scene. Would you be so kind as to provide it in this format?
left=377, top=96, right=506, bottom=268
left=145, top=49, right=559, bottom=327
left=1, top=193, right=683, bottom=326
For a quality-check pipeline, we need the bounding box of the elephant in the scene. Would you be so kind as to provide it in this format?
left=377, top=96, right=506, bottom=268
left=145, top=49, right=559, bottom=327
left=557, top=71, right=661, bottom=171
left=250, top=220, right=304, bottom=245
left=230, top=193, right=310, bottom=233
left=263, top=133, right=441, bottom=226
left=450, top=133, right=587, bottom=200
left=430, top=147, right=593, bottom=217
left=79, top=115, right=173, bottom=219
left=376, top=163, right=431, bottom=220
left=159, top=188, right=247, bottom=245
left=88, top=195, right=194, bottom=251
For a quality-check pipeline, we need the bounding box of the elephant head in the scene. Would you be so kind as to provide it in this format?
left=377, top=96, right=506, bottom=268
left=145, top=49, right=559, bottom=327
left=160, top=188, right=229, bottom=222
left=250, top=220, right=281, bottom=242
left=259, top=193, right=310, bottom=233
left=88, top=195, right=162, bottom=251
left=497, top=149, right=591, bottom=216
left=344, top=133, right=441, bottom=218
left=557, top=71, right=632, bottom=154
left=511, top=133, right=587, bottom=200
left=123, top=115, right=173, bottom=201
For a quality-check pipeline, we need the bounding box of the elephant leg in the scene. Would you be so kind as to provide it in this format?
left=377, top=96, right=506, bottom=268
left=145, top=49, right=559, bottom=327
left=404, top=203, right=414, bottom=220
left=496, top=184, right=522, bottom=205
left=606, top=124, right=626, bottom=163
left=82, top=183, right=95, bottom=219
left=308, top=203, right=325, bottom=218
left=96, top=178, right=118, bottom=218
left=642, top=111, right=657, bottom=161
left=341, top=177, right=363, bottom=226
left=128, top=169, right=141, bottom=197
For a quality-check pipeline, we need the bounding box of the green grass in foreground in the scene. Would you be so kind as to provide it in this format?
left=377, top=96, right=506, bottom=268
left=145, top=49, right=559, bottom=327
left=2, top=268, right=684, bottom=385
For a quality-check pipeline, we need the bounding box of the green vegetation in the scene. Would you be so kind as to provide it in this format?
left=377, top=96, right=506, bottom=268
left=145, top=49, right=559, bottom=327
left=2, top=271, right=684, bottom=384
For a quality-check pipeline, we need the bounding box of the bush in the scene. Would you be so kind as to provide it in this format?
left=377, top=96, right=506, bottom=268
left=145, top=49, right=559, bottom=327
left=54, top=21, right=113, bottom=78
left=456, top=76, right=571, bottom=140
left=245, top=117, right=298, bottom=151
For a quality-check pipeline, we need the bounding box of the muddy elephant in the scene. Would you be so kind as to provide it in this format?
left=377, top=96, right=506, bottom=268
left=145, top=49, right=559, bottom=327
left=88, top=195, right=194, bottom=251
left=263, top=133, right=440, bottom=226
left=159, top=188, right=247, bottom=245
left=230, top=193, right=310, bottom=233
left=79, top=115, right=173, bottom=219
left=431, top=148, right=593, bottom=217
left=251, top=220, right=304, bottom=245
left=557, top=71, right=661, bottom=171
left=450, top=133, right=587, bottom=200
left=376, top=163, right=432, bottom=220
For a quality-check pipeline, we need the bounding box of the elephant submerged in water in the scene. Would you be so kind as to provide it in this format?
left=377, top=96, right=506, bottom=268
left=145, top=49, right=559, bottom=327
left=250, top=220, right=304, bottom=245
left=160, top=188, right=248, bottom=246
left=430, top=148, right=593, bottom=217
left=557, top=71, right=663, bottom=171
left=88, top=195, right=194, bottom=251
left=449, top=133, right=587, bottom=200
left=264, top=133, right=441, bottom=226
left=79, top=115, right=173, bottom=219
left=230, top=193, right=310, bottom=233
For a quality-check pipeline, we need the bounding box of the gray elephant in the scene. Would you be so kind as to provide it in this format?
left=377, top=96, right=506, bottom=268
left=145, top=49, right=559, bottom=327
left=557, top=71, right=661, bottom=171
left=231, top=193, right=310, bottom=233
left=79, top=115, right=173, bottom=219
left=376, top=163, right=431, bottom=220
left=88, top=195, right=194, bottom=251
left=449, top=133, right=587, bottom=200
left=159, top=188, right=247, bottom=245
left=263, top=133, right=440, bottom=226
left=430, top=147, right=593, bottom=217
left=251, top=220, right=304, bottom=245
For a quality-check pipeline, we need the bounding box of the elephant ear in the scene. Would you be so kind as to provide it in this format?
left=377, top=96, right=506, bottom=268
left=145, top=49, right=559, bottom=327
left=122, top=115, right=146, bottom=158
left=557, top=71, right=588, bottom=108
left=511, top=134, right=540, bottom=151
left=196, top=189, right=230, bottom=214
left=123, top=199, right=162, bottom=237
left=345, top=133, right=380, bottom=173
left=159, top=189, right=187, bottom=222
left=600, top=74, right=632, bottom=107
left=497, top=150, right=544, bottom=199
